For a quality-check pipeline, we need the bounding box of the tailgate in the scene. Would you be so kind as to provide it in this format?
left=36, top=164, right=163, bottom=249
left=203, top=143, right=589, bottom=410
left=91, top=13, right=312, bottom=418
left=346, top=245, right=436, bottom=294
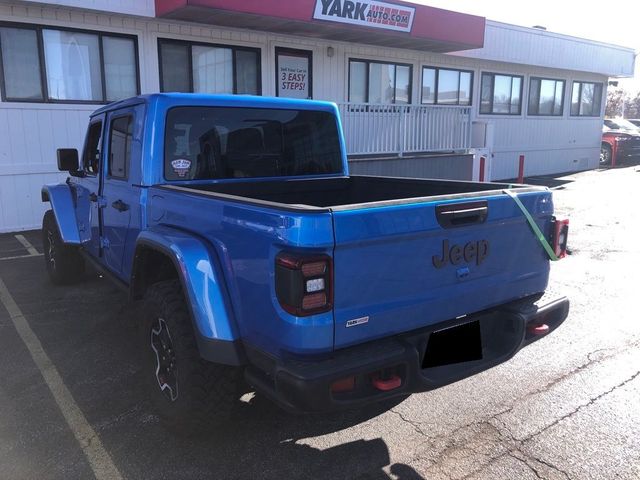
left=331, top=190, right=554, bottom=349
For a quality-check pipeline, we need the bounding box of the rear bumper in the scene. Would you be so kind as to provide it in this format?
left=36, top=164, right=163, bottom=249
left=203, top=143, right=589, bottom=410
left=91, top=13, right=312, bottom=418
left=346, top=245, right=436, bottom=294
left=244, top=293, right=569, bottom=413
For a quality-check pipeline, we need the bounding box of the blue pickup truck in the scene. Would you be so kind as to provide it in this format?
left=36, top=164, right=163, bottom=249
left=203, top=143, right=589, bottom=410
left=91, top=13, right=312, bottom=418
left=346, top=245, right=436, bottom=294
left=42, top=93, right=569, bottom=432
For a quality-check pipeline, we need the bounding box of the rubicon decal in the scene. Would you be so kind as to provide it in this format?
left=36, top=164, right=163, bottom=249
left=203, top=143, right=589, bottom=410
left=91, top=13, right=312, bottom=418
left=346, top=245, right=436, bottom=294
left=346, top=316, right=369, bottom=328
left=313, top=0, right=415, bottom=33
left=432, top=239, right=489, bottom=269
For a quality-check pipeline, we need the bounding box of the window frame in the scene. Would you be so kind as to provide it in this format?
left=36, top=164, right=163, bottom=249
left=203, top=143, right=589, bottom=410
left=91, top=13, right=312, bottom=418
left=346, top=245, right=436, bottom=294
left=420, top=66, right=474, bottom=106
left=82, top=118, right=104, bottom=177
left=275, top=47, right=313, bottom=99
left=162, top=105, right=344, bottom=181
left=157, top=38, right=262, bottom=95
left=106, top=114, right=133, bottom=181
left=570, top=81, right=603, bottom=117
left=527, top=76, right=566, bottom=117
left=0, top=21, right=140, bottom=104
left=347, top=58, right=413, bottom=104
left=479, top=71, right=525, bottom=116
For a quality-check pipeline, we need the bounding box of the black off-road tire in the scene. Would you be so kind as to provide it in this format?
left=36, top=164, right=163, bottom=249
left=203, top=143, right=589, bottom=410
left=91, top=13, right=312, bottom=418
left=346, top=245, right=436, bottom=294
left=140, top=279, right=240, bottom=435
left=42, top=210, right=85, bottom=284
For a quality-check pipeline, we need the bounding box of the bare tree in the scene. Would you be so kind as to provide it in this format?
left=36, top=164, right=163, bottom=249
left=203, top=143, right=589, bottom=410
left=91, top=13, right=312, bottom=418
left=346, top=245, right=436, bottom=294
left=625, top=92, right=640, bottom=119
left=606, top=88, right=629, bottom=117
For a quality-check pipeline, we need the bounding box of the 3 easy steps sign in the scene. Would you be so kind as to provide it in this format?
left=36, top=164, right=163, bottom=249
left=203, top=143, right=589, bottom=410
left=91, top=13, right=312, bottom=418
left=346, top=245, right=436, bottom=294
left=313, top=0, right=415, bottom=33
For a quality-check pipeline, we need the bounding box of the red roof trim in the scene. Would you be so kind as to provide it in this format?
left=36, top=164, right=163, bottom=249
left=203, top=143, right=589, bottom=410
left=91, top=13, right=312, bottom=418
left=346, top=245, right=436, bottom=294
left=155, top=0, right=485, bottom=50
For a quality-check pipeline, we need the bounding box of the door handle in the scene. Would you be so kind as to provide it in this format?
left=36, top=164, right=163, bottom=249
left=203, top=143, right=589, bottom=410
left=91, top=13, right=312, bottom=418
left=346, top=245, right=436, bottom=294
left=111, top=199, right=129, bottom=212
left=435, top=201, right=488, bottom=228
left=90, top=193, right=107, bottom=208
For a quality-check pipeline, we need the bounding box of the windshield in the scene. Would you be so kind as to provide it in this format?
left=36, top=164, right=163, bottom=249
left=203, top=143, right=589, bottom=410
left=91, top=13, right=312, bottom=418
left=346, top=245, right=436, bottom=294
left=164, top=107, right=343, bottom=181
left=604, top=118, right=640, bottom=132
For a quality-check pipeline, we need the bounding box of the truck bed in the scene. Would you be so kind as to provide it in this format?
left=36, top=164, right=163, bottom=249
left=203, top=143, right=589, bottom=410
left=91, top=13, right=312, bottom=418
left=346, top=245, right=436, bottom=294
left=162, top=176, right=543, bottom=211
left=152, top=174, right=553, bottom=352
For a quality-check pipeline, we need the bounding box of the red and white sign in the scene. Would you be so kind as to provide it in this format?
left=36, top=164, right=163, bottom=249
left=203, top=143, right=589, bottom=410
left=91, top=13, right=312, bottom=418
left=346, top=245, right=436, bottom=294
left=313, top=0, right=415, bottom=33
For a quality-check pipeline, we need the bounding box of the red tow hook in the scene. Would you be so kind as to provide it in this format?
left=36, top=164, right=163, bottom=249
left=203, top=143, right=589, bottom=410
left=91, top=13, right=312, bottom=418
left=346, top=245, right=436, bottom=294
left=527, top=323, right=550, bottom=336
left=371, top=373, right=402, bottom=392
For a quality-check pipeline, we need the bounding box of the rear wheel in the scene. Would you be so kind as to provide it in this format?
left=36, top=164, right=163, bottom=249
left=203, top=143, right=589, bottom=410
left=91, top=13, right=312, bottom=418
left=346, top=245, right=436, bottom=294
left=600, top=143, right=612, bottom=165
left=42, top=210, right=85, bottom=284
left=140, top=279, right=240, bottom=435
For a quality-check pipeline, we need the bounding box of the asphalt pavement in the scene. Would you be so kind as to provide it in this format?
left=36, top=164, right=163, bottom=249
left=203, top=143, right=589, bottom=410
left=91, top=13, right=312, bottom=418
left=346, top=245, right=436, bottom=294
left=0, top=162, right=639, bottom=479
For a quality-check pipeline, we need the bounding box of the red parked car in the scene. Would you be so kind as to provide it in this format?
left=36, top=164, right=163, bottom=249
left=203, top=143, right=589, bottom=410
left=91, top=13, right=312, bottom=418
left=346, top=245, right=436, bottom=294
left=601, top=119, right=640, bottom=165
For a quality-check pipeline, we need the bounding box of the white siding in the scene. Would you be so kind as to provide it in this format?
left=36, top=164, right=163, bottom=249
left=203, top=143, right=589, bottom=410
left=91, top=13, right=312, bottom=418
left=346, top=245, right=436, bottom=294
left=0, top=2, right=630, bottom=231
left=0, top=103, right=93, bottom=231
left=17, top=0, right=155, bottom=17
left=454, top=20, right=636, bottom=78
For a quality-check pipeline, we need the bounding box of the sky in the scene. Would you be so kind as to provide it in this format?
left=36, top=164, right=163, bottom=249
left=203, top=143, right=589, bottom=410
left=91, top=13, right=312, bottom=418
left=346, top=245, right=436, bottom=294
left=413, top=0, right=640, bottom=94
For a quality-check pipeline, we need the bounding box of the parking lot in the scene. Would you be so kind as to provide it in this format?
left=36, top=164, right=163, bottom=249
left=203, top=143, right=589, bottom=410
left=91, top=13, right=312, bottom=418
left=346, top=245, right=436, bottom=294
left=1, top=163, right=639, bottom=480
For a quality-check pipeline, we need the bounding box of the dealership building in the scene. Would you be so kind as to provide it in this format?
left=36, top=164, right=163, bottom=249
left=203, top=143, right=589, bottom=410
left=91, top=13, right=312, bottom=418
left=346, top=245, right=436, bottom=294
left=0, top=0, right=635, bottom=232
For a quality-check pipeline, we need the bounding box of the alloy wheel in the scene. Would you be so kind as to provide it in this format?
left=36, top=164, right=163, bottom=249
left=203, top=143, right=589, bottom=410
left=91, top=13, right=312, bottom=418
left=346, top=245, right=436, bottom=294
left=150, top=318, right=179, bottom=402
left=46, top=229, right=56, bottom=271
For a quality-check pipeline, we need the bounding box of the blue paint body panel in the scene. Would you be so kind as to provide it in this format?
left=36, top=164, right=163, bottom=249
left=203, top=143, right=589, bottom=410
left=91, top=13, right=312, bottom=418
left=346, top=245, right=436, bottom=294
left=135, top=226, right=238, bottom=342
left=331, top=191, right=553, bottom=348
left=42, top=93, right=557, bottom=362
left=147, top=186, right=336, bottom=355
left=42, top=184, right=81, bottom=244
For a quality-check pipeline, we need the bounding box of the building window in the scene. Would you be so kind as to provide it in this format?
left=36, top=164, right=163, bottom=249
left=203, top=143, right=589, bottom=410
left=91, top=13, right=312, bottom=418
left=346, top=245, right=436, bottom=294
left=0, top=23, right=139, bottom=103
left=158, top=39, right=261, bottom=95
left=570, top=81, right=603, bottom=117
left=528, top=77, right=565, bottom=116
left=480, top=72, right=523, bottom=115
left=108, top=115, right=133, bottom=180
left=421, top=67, right=473, bottom=105
left=348, top=59, right=412, bottom=104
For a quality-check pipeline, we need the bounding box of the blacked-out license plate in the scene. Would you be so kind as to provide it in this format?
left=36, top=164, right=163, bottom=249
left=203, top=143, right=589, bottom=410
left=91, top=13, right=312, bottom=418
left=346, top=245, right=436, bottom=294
left=422, top=320, right=482, bottom=368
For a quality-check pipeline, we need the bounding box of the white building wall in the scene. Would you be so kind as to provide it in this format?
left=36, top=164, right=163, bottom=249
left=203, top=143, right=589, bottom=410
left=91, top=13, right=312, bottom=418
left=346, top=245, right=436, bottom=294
left=0, top=2, right=625, bottom=231
left=455, top=21, right=636, bottom=78
left=17, top=0, right=156, bottom=17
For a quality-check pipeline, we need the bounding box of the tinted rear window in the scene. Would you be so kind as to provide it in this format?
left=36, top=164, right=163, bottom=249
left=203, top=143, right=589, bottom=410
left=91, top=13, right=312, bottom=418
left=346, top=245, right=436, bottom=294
left=164, top=106, right=342, bottom=180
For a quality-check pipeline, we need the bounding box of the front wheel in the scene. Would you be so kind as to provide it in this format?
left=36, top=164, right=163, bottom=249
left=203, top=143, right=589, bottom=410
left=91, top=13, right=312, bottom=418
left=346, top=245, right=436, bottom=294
left=600, top=143, right=612, bottom=165
left=42, top=210, right=85, bottom=284
left=140, top=279, right=240, bottom=434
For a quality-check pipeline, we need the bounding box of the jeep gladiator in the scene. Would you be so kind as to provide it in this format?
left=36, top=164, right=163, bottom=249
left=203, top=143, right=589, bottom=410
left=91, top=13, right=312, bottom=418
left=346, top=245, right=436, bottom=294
left=42, top=93, right=569, bottom=431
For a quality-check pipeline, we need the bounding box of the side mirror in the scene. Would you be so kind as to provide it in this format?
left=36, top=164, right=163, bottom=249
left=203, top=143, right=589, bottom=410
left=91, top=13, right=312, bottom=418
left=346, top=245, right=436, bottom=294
left=57, top=148, right=80, bottom=173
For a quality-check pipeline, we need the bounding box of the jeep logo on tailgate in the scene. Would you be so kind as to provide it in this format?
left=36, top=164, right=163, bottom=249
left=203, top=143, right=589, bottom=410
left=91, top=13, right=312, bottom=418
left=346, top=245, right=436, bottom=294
left=432, top=239, right=489, bottom=269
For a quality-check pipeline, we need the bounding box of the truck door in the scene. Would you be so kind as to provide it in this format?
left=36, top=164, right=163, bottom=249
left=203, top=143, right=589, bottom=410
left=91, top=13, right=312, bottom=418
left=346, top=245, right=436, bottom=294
left=100, top=108, right=136, bottom=278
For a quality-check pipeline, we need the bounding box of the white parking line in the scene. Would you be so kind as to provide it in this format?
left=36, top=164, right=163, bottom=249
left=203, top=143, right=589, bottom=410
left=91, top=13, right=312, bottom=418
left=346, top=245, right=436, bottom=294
left=0, top=253, right=44, bottom=261
left=14, top=234, right=40, bottom=256
left=0, top=276, right=123, bottom=480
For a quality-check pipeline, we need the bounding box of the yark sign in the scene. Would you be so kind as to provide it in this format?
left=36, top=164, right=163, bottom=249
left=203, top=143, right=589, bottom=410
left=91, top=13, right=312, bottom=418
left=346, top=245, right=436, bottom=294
left=313, top=0, right=415, bottom=33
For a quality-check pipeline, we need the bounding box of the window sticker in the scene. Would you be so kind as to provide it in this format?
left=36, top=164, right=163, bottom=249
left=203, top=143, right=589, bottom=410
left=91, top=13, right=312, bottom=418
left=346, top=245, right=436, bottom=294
left=171, top=158, right=191, bottom=177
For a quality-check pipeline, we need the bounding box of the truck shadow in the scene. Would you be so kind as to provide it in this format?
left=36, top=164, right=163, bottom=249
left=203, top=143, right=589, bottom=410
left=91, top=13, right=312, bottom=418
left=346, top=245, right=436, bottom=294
left=132, top=373, right=426, bottom=479
left=191, top=395, right=425, bottom=479
left=1, top=260, right=425, bottom=479
left=120, top=301, right=425, bottom=478
left=502, top=174, right=575, bottom=189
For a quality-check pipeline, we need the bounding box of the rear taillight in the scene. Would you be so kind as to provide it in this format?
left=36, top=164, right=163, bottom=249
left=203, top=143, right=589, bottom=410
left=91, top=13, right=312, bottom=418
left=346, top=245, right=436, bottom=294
left=275, top=253, right=333, bottom=316
left=551, top=217, right=569, bottom=259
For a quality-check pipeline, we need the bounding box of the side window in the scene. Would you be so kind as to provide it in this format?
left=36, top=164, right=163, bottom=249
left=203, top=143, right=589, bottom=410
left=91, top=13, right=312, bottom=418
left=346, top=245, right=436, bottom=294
left=570, top=81, right=603, bottom=117
left=83, top=121, right=103, bottom=175
left=480, top=72, right=523, bottom=115
left=108, top=115, right=133, bottom=179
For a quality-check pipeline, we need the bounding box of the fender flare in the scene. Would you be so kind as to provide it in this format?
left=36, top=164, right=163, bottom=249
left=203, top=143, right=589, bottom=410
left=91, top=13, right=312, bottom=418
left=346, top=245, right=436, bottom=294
left=41, top=184, right=81, bottom=244
left=132, top=227, right=245, bottom=365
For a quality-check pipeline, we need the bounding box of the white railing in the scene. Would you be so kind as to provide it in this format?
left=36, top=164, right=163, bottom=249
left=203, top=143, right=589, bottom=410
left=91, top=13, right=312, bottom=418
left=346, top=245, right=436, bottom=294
left=337, top=103, right=472, bottom=157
